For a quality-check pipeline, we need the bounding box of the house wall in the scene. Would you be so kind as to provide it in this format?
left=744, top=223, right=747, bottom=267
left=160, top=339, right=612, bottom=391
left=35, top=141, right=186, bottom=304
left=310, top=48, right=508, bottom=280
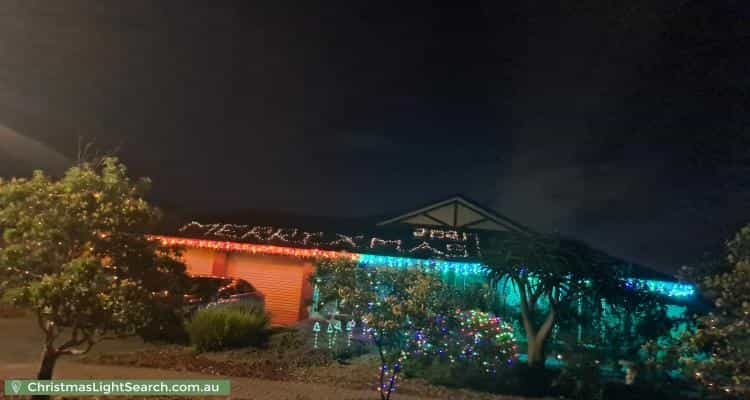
left=181, top=248, right=313, bottom=326
left=182, top=248, right=215, bottom=276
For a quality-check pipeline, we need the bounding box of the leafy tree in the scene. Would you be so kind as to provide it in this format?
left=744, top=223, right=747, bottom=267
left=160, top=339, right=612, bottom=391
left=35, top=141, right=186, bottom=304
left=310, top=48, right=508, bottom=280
left=642, top=225, right=750, bottom=398
left=0, top=158, right=187, bottom=381
left=314, top=259, right=449, bottom=400
left=727, top=224, right=750, bottom=266
left=650, top=224, right=750, bottom=396
left=482, top=233, right=636, bottom=368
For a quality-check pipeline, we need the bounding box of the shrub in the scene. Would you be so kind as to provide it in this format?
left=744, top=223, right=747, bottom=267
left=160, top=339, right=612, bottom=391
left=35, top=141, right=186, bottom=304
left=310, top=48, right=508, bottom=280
left=411, top=362, right=558, bottom=397
left=138, top=303, right=189, bottom=344
left=550, top=350, right=605, bottom=400
left=405, top=311, right=518, bottom=386
left=186, top=303, right=270, bottom=352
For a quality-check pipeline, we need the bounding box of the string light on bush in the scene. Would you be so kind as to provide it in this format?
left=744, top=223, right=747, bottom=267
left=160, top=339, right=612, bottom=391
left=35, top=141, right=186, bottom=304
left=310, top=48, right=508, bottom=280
left=403, top=310, right=518, bottom=375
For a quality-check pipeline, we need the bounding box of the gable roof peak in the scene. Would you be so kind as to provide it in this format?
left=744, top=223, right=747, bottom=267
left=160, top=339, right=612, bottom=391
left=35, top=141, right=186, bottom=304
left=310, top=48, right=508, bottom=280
left=377, top=194, right=531, bottom=233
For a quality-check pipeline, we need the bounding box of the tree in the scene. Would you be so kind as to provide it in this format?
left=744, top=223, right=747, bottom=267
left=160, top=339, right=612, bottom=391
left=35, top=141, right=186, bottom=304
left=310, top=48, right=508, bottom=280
left=314, top=259, right=449, bottom=400
left=482, top=233, right=634, bottom=368
left=0, top=158, right=187, bottom=383
left=653, top=224, right=750, bottom=396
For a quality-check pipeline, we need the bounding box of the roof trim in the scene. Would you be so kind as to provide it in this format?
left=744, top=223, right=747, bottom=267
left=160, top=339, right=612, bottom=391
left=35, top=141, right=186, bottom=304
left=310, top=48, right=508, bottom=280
left=154, top=235, right=696, bottom=298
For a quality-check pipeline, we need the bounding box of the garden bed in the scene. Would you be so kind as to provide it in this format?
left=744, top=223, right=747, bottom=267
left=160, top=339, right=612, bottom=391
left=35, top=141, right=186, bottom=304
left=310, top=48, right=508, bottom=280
left=0, top=303, right=28, bottom=318
left=79, top=329, right=543, bottom=400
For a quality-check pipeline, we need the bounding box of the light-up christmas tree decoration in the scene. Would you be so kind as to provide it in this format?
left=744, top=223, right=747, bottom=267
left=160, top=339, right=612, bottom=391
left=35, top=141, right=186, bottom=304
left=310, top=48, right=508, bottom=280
left=312, top=321, right=321, bottom=349
left=346, top=319, right=356, bottom=347
left=333, top=319, right=342, bottom=348
left=326, top=321, right=334, bottom=349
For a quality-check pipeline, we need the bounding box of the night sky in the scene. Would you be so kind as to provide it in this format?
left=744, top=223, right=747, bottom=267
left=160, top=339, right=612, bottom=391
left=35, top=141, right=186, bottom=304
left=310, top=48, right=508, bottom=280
left=1, top=1, right=748, bottom=273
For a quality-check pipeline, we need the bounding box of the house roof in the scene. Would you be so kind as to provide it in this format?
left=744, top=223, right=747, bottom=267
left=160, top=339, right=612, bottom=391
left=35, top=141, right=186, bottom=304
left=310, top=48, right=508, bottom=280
left=162, top=195, right=679, bottom=282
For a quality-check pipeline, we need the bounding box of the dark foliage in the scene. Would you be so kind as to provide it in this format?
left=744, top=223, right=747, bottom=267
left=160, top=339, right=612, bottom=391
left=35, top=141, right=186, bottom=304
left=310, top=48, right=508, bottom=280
left=137, top=302, right=189, bottom=344
left=186, top=303, right=270, bottom=352
left=410, top=363, right=558, bottom=397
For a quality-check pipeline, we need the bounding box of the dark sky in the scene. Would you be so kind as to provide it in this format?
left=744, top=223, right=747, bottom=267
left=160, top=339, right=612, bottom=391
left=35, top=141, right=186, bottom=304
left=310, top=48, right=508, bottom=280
left=1, top=1, right=749, bottom=273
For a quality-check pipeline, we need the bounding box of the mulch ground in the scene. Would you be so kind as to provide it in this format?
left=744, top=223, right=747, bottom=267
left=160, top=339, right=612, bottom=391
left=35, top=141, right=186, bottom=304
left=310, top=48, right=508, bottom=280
left=80, top=346, right=333, bottom=381
left=2, top=316, right=543, bottom=399
left=79, top=347, right=528, bottom=400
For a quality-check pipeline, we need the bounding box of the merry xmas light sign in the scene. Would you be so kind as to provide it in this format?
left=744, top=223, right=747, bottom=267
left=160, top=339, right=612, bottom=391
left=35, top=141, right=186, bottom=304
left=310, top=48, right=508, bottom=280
left=177, top=222, right=483, bottom=260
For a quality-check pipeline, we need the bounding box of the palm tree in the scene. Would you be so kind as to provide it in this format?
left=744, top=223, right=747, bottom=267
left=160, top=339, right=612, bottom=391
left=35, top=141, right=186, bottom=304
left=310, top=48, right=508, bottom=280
left=482, top=233, right=620, bottom=367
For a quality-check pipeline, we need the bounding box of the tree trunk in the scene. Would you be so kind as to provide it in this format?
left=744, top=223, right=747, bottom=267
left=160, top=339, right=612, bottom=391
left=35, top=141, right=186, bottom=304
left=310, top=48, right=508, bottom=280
left=526, top=336, right=546, bottom=367
left=522, top=308, right=555, bottom=368
left=37, top=347, right=57, bottom=379
left=33, top=347, right=57, bottom=400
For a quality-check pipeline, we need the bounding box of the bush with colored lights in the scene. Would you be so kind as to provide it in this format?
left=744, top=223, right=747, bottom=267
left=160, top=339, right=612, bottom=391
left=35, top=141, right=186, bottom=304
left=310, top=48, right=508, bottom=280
left=404, top=310, right=517, bottom=380
left=313, top=259, right=481, bottom=399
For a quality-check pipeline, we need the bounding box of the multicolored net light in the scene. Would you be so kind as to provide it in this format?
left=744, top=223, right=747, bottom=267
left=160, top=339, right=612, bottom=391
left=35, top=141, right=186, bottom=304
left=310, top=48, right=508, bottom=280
left=153, top=235, right=696, bottom=298
left=406, top=310, right=518, bottom=375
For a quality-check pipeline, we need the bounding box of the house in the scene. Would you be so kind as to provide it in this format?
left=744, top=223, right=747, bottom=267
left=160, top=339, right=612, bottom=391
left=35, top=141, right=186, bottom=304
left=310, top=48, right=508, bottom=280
left=155, top=195, right=695, bottom=325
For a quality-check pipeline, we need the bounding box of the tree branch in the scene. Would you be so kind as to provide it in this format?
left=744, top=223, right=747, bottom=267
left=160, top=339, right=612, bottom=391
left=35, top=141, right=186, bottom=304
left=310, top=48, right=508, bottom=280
left=37, top=313, right=59, bottom=348
left=537, top=305, right=556, bottom=344
left=375, top=334, right=387, bottom=400
left=36, top=313, right=47, bottom=333
left=530, top=282, right=545, bottom=308
left=57, top=323, right=85, bottom=352
left=58, top=334, right=96, bottom=356
left=58, top=336, right=86, bottom=352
